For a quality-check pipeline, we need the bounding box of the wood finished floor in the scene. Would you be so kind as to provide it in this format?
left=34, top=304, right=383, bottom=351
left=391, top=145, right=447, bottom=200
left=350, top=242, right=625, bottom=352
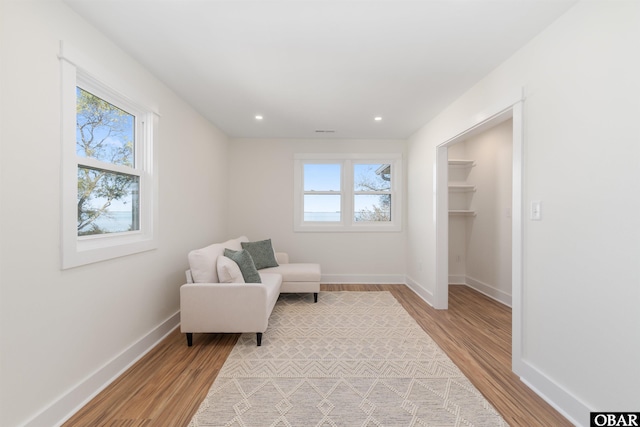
left=63, top=285, right=572, bottom=427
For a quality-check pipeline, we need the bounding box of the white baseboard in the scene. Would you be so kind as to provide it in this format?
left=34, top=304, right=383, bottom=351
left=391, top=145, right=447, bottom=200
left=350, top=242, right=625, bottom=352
left=516, top=359, right=590, bottom=427
left=321, top=273, right=405, bottom=284
left=22, top=311, right=181, bottom=427
left=442, top=276, right=586, bottom=425
left=404, top=275, right=435, bottom=307
left=448, top=275, right=512, bottom=307
left=448, top=274, right=466, bottom=285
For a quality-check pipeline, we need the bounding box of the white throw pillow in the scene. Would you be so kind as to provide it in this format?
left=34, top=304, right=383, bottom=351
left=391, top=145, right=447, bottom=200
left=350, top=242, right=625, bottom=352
left=216, top=255, right=245, bottom=283
left=188, top=237, right=246, bottom=283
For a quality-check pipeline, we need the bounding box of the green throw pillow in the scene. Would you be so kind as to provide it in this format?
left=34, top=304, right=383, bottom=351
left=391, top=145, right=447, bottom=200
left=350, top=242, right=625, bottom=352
left=241, top=239, right=279, bottom=270
left=223, top=248, right=262, bottom=283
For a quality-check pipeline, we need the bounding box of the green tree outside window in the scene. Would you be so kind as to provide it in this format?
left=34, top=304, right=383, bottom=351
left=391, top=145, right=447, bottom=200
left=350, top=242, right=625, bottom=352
left=76, top=87, right=139, bottom=236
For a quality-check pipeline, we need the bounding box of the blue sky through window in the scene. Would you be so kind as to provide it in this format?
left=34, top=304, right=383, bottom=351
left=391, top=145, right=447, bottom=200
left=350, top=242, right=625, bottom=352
left=303, top=164, right=340, bottom=191
left=302, top=162, right=391, bottom=221
left=76, top=87, right=135, bottom=166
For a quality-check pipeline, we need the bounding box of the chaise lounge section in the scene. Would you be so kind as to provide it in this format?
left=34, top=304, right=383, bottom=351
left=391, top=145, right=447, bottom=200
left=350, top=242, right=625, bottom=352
left=261, top=252, right=321, bottom=303
left=180, top=236, right=321, bottom=346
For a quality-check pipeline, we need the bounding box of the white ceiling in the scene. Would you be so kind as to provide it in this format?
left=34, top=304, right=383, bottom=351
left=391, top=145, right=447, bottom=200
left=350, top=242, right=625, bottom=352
left=64, top=0, right=576, bottom=140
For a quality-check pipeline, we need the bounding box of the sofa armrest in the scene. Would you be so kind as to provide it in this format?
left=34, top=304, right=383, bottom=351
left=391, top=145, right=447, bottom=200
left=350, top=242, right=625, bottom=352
left=180, top=282, right=270, bottom=333
left=180, top=272, right=282, bottom=334
left=275, top=252, right=289, bottom=264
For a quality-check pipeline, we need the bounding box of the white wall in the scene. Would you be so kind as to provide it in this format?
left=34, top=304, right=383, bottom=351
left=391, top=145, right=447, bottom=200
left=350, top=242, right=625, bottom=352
left=228, top=138, right=407, bottom=283
left=407, top=1, right=640, bottom=425
left=465, top=120, right=512, bottom=301
left=0, top=1, right=230, bottom=426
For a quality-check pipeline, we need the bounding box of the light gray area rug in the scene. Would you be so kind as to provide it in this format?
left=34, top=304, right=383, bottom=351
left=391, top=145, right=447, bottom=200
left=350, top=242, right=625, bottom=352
left=188, top=291, right=508, bottom=427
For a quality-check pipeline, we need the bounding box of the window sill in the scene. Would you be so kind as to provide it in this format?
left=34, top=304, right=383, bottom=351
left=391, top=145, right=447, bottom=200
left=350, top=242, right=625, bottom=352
left=294, top=223, right=401, bottom=233
left=62, top=233, right=158, bottom=269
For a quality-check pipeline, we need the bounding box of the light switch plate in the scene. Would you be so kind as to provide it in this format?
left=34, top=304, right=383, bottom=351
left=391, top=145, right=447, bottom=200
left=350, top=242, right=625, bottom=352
left=531, top=201, right=542, bottom=220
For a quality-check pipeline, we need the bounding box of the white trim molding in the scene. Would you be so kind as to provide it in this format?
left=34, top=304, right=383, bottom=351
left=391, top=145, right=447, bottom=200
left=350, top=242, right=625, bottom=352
left=321, top=274, right=405, bottom=285
left=447, top=275, right=466, bottom=285
left=404, top=275, right=435, bottom=307
left=518, top=362, right=590, bottom=427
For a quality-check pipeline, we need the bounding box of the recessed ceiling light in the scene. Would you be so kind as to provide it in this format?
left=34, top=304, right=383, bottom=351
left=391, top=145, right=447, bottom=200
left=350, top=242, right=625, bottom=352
left=374, top=116, right=382, bottom=121
left=255, top=115, right=263, bottom=120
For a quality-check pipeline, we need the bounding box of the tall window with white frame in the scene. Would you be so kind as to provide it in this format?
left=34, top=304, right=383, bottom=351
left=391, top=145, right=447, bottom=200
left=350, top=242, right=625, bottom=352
left=303, top=163, right=342, bottom=222
left=353, top=163, right=392, bottom=222
left=60, top=42, right=158, bottom=269
left=294, top=154, right=402, bottom=232
left=76, top=86, right=140, bottom=236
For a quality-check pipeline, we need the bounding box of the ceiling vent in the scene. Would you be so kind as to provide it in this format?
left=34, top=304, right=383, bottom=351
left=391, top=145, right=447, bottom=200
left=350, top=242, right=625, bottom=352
left=315, top=130, right=335, bottom=133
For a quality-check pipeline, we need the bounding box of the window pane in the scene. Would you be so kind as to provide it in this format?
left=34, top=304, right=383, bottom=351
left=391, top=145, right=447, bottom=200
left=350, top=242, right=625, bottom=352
left=354, top=164, right=391, bottom=191
left=304, top=164, right=341, bottom=191
left=304, top=194, right=341, bottom=221
left=77, top=167, right=140, bottom=236
left=76, top=87, right=135, bottom=166
left=354, top=194, right=391, bottom=222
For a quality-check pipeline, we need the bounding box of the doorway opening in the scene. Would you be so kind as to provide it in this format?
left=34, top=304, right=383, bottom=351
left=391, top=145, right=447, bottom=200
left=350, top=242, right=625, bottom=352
left=447, top=118, right=513, bottom=306
left=434, top=102, right=523, bottom=368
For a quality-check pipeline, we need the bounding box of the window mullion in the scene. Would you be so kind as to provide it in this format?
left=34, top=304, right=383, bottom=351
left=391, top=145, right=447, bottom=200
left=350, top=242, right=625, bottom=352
left=343, top=159, right=353, bottom=226
left=354, top=191, right=389, bottom=195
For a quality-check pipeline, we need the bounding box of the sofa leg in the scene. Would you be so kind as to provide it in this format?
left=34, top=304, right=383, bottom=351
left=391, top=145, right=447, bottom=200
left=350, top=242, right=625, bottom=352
left=256, top=333, right=262, bottom=346
left=314, top=292, right=318, bottom=303
left=186, top=333, right=193, bottom=347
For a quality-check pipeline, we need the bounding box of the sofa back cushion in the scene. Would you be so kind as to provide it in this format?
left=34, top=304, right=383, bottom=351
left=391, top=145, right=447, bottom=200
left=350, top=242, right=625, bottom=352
left=188, top=236, right=248, bottom=283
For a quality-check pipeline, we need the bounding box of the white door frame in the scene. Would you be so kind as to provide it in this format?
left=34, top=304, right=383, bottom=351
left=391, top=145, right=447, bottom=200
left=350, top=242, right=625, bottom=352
left=433, top=100, right=524, bottom=368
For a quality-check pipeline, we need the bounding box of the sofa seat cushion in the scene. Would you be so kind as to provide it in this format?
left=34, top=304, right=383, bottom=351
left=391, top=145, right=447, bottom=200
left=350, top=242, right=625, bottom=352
left=261, top=263, right=321, bottom=283
left=259, top=273, right=282, bottom=318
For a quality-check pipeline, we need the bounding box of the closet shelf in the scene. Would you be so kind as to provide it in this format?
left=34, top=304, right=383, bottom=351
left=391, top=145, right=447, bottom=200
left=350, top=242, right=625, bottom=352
left=449, top=210, right=476, bottom=216
left=448, top=159, right=475, bottom=167
left=448, top=184, right=476, bottom=192
left=448, top=157, right=475, bottom=217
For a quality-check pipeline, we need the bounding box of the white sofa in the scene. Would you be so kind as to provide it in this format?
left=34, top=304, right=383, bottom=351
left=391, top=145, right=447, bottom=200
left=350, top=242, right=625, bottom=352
left=180, top=236, right=321, bottom=346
